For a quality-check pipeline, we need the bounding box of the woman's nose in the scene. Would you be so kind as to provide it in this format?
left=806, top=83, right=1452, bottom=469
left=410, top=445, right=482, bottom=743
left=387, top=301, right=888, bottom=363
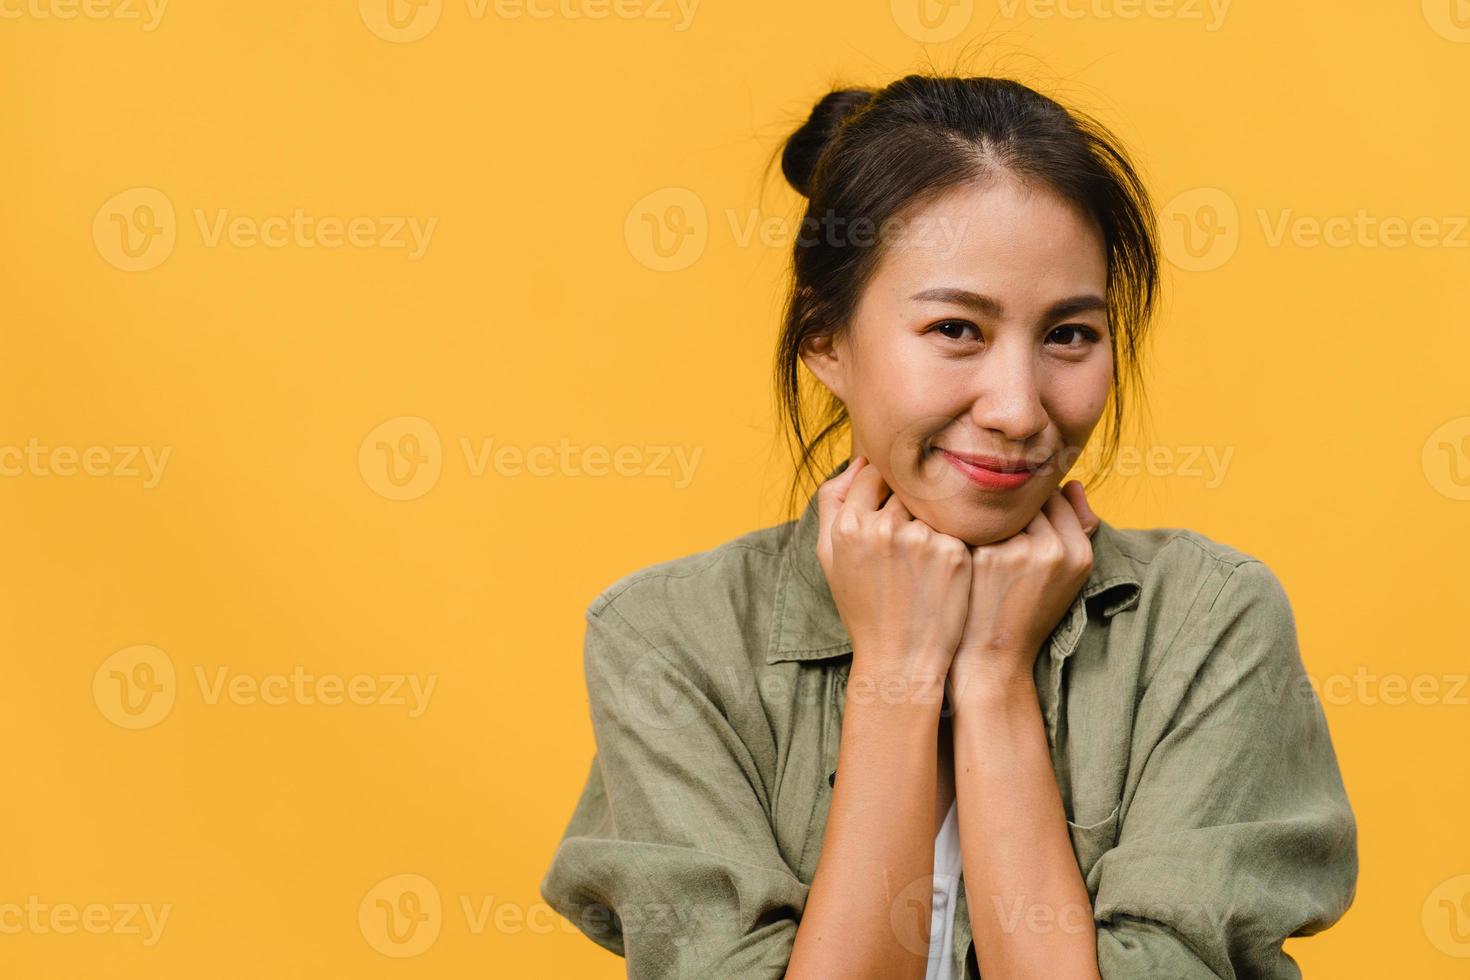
left=966, top=349, right=1048, bottom=443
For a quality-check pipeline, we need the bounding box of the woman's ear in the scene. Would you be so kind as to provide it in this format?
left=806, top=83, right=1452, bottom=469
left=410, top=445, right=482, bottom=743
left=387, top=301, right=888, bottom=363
left=798, top=332, right=847, bottom=402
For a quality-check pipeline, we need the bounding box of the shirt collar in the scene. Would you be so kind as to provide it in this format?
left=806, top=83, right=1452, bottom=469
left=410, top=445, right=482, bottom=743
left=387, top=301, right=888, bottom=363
left=765, top=458, right=1143, bottom=666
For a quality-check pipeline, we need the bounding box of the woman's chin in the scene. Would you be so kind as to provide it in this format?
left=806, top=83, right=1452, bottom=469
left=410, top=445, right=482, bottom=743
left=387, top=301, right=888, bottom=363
left=953, top=519, right=1031, bottom=547
left=884, top=460, right=1053, bottom=544
left=904, top=500, right=1033, bottom=547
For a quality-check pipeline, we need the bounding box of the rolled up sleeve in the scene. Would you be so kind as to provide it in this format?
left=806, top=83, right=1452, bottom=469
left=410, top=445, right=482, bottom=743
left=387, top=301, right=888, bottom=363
left=540, top=597, right=809, bottom=979
left=1091, top=560, right=1358, bottom=979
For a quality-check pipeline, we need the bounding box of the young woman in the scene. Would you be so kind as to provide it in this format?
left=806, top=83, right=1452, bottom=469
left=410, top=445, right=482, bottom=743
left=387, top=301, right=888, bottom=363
left=541, top=74, right=1357, bottom=979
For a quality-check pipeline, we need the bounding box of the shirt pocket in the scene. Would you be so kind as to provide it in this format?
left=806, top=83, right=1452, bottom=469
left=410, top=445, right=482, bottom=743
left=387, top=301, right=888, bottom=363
left=1065, top=803, right=1121, bottom=882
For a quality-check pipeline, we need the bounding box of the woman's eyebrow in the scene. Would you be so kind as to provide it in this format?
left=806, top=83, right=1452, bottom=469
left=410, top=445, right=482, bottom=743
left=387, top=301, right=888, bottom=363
left=909, top=287, right=1106, bottom=320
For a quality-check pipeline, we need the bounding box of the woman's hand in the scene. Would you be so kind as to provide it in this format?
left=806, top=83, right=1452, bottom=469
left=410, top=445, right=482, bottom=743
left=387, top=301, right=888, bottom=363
left=815, top=456, right=973, bottom=691
left=946, top=480, right=1101, bottom=704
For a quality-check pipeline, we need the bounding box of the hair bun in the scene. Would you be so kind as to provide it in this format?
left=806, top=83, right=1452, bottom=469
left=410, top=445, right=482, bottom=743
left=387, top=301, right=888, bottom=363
left=781, top=88, right=876, bottom=199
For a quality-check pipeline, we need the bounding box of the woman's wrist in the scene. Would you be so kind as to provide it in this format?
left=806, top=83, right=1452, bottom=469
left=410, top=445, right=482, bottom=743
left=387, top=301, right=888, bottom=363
left=848, top=642, right=954, bottom=704
left=846, top=655, right=950, bottom=713
left=947, top=658, right=1039, bottom=714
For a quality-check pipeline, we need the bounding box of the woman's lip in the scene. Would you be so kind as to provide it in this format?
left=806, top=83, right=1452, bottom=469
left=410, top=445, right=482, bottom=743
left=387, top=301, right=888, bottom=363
left=936, top=448, right=1045, bottom=471
left=937, top=448, right=1041, bottom=489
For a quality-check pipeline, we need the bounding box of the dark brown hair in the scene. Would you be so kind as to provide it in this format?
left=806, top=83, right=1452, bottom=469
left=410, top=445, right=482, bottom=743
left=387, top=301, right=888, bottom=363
left=768, top=74, right=1160, bottom=519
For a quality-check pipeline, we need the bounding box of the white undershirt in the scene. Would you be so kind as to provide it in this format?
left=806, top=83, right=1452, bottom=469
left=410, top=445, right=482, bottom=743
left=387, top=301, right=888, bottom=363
left=925, top=797, right=964, bottom=980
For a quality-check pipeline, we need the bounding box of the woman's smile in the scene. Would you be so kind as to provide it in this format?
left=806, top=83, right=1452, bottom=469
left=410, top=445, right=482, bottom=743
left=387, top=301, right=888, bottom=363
left=935, top=446, right=1050, bottom=491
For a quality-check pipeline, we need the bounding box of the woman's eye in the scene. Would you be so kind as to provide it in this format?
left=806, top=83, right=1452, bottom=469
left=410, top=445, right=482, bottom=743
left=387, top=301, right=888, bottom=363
left=931, top=319, right=980, bottom=342
left=1047, top=325, right=1101, bottom=347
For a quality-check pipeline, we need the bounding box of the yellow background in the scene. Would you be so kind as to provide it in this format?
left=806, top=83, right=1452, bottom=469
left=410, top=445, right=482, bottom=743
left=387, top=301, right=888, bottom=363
left=3, top=0, right=1468, bottom=976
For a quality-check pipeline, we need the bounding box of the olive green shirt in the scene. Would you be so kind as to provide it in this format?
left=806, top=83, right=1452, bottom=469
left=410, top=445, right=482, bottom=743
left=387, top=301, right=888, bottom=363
left=541, top=462, right=1358, bottom=978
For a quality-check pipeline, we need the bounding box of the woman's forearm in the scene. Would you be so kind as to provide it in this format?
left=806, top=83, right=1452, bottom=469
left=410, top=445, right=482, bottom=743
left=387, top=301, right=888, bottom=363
left=951, top=672, right=1101, bottom=980
left=786, top=660, right=945, bottom=980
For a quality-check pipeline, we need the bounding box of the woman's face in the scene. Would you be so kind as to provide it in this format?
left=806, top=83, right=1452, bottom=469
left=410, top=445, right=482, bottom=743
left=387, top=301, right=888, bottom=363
left=800, top=175, right=1113, bottom=546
